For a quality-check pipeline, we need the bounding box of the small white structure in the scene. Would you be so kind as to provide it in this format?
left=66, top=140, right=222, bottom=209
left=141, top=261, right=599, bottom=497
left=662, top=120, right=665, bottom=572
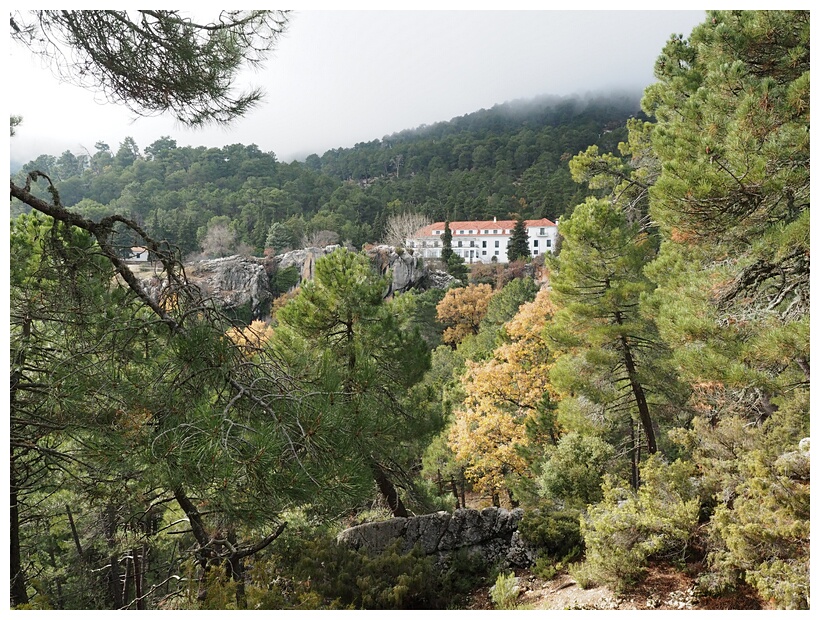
left=406, top=217, right=557, bottom=264
left=128, top=246, right=149, bottom=262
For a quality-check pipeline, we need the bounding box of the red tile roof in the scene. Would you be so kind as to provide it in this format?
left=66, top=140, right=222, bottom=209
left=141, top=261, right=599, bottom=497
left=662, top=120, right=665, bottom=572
left=414, top=218, right=555, bottom=237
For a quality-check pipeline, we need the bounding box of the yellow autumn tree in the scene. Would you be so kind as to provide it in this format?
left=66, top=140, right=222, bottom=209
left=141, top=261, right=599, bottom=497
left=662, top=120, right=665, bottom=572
left=436, top=283, right=494, bottom=346
left=226, top=319, right=274, bottom=356
left=448, top=288, right=559, bottom=498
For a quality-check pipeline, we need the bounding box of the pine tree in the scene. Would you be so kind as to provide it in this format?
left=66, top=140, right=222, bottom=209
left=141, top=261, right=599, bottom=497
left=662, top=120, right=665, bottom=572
left=10, top=10, right=290, bottom=125
left=641, top=11, right=809, bottom=606
left=276, top=248, right=432, bottom=517
left=506, top=217, right=530, bottom=262
left=548, top=197, right=675, bottom=466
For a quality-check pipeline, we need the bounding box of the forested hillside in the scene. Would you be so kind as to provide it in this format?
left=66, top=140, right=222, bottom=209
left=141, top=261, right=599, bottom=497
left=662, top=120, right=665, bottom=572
left=12, top=93, right=640, bottom=256
left=10, top=10, right=809, bottom=611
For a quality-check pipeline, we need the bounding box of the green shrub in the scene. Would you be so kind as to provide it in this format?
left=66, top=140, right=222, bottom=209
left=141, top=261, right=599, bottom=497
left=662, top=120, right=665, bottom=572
left=702, top=444, right=810, bottom=609
left=567, top=561, right=597, bottom=590
left=578, top=455, right=699, bottom=592
left=489, top=572, right=519, bottom=610
left=536, top=432, right=616, bottom=508
left=277, top=535, right=485, bottom=609
left=518, top=508, right=583, bottom=563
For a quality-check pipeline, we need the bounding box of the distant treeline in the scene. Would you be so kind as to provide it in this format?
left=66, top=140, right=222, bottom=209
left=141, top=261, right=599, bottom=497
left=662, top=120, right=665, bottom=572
left=12, top=92, right=644, bottom=256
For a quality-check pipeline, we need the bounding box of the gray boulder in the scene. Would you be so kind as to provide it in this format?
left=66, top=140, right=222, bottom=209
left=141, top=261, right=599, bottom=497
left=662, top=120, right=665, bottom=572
left=337, top=507, right=533, bottom=568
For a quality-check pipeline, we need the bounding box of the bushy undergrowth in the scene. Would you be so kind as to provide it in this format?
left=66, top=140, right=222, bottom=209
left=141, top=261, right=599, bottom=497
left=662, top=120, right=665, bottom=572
left=194, top=512, right=492, bottom=610
left=578, top=456, right=700, bottom=593
left=517, top=507, right=584, bottom=578
left=489, top=572, right=520, bottom=609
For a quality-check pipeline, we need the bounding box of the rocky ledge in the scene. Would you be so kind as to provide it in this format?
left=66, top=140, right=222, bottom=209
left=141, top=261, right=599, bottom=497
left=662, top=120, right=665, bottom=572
left=336, top=507, right=535, bottom=569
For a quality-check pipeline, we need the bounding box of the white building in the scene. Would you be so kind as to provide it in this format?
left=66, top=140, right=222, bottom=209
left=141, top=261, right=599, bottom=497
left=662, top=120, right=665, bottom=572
left=127, top=246, right=149, bottom=262
left=406, top=217, right=557, bottom=264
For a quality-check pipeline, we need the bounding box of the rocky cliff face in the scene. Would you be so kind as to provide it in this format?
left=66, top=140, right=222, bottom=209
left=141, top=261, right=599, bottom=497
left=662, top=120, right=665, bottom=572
left=185, top=255, right=273, bottom=318
left=336, top=507, right=535, bottom=568
left=365, top=245, right=432, bottom=295
left=142, top=246, right=456, bottom=320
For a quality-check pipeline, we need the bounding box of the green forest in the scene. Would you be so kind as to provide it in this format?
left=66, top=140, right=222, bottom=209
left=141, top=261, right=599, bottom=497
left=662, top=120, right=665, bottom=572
left=9, top=10, right=809, bottom=610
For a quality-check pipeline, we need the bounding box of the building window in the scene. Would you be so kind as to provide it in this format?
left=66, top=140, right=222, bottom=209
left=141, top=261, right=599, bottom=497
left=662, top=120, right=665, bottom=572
left=533, top=250, right=539, bottom=256
left=470, top=240, right=475, bottom=247
left=494, top=250, right=499, bottom=255
left=533, top=240, right=539, bottom=248
left=494, top=240, right=499, bottom=248
left=493, top=229, right=499, bottom=234
left=457, top=240, right=463, bottom=247
left=482, top=240, right=487, bottom=248
left=539, top=227, right=545, bottom=235
left=546, top=239, right=552, bottom=247
left=482, top=250, right=487, bottom=256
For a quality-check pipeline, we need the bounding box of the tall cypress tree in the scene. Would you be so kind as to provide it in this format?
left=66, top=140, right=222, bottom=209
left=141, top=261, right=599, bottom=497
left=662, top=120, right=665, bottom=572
left=441, top=220, right=454, bottom=263
left=506, top=217, right=530, bottom=262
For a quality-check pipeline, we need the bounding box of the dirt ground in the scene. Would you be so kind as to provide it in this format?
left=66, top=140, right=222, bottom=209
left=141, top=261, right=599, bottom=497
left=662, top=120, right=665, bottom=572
left=464, top=563, right=767, bottom=611
left=460, top=492, right=766, bottom=611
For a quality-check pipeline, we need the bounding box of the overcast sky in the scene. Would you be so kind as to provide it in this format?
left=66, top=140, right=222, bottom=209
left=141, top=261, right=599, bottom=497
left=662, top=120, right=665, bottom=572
left=8, top=9, right=708, bottom=168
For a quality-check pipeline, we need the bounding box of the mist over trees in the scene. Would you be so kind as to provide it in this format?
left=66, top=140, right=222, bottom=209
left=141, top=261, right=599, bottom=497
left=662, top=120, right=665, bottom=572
left=11, top=91, right=643, bottom=258
left=9, top=10, right=809, bottom=611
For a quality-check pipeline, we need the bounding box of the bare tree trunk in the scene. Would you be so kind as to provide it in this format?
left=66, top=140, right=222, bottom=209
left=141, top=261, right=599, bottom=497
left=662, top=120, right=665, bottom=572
left=133, top=547, right=144, bottom=609
left=450, top=476, right=460, bottom=508
left=10, top=318, right=30, bottom=608
left=371, top=461, right=408, bottom=518
left=614, top=311, right=657, bottom=454
left=630, top=419, right=639, bottom=491
left=10, top=460, right=28, bottom=607
left=122, top=554, right=132, bottom=609
left=66, top=504, right=84, bottom=558
left=105, top=504, right=123, bottom=609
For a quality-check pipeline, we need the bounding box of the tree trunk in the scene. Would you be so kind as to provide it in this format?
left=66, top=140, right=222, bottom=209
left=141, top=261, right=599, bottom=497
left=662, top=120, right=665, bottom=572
left=630, top=419, right=639, bottom=491
left=105, top=504, right=123, bottom=609
left=614, top=311, right=657, bottom=454
left=450, top=476, right=461, bottom=508
left=10, top=318, right=29, bottom=608
left=132, top=547, right=144, bottom=610
left=10, top=460, right=28, bottom=607
left=226, top=530, right=247, bottom=609
left=371, top=461, right=408, bottom=517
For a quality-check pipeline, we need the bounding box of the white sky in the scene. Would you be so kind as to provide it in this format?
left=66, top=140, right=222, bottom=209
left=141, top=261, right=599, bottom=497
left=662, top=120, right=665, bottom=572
left=7, top=8, right=708, bottom=167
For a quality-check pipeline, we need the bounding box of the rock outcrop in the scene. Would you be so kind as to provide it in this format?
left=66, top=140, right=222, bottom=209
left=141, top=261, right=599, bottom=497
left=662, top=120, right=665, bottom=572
left=336, top=507, right=535, bottom=568
left=140, top=246, right=457, bottom=320
left=186, top=255, right=272, bottom=318
left=273, top=246, right=329, bottom=284
left=365, top=245, right=427, bottom=295
left=274, top=245, right=455, bottom=295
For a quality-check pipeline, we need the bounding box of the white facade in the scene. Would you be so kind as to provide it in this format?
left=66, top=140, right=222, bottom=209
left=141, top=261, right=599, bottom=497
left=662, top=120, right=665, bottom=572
left=406, top=218, right=557, bottom=264
left=128, top=246, right=149, bottom=262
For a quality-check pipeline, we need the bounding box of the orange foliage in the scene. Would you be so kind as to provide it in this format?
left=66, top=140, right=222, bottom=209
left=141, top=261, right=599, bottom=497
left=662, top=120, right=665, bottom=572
left=436, top=283, right=494, bottom=346
left=226, top=319, right=274, bottom=356
left=448, top=289, right=558, bottom=493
